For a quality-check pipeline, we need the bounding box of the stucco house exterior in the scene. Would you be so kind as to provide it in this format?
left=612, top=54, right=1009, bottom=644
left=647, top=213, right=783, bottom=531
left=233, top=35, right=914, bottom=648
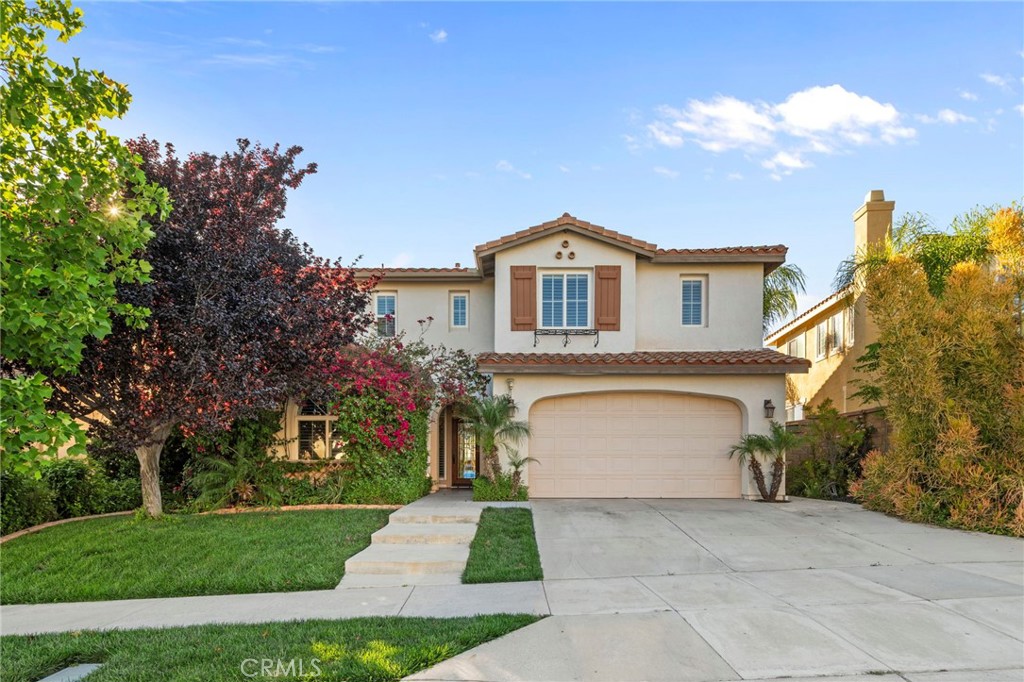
left=764, top=190, right=894, bottom=421
left=279, top=213, right=809, bottom=499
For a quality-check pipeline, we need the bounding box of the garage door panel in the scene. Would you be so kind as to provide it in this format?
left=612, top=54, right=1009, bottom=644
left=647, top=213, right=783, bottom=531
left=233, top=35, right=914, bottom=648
left=529, top=391, right=741, bottom=499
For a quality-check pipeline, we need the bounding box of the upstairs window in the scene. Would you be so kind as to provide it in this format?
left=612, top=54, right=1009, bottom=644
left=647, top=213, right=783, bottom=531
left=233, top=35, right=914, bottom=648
left=376, top=293, right=396, bottom=337
left=541, top=273, right=589, bottom=328
left=828, top=311, right=845, bottom=354
left=681, top=277, right=706, bottom=326
left=787, top=334, right=805, bottom=359
left=450, top=292, right=468, bottom=329
left=815, top=321, right=828, bottom=359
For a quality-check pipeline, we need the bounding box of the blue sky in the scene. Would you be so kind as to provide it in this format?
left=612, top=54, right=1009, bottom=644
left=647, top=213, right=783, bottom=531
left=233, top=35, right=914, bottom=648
left=64, top=1, right=1023, bottom=312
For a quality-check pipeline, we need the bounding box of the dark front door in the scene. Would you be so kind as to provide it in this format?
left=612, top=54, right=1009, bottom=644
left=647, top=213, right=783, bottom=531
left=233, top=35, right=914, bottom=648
left=451, top=418, right=480, bottom=487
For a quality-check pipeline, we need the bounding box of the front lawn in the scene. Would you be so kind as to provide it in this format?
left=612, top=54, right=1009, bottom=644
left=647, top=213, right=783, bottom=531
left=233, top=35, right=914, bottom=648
left=0, top=509, right=391, bottom=604
left=0, top=614, right=541, bottom=682
left=462, top=507, right=543, bottom=584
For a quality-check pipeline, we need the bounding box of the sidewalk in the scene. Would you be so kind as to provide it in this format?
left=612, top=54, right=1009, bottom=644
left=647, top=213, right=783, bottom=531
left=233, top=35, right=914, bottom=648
left=0, top=581, right=549, bottom=636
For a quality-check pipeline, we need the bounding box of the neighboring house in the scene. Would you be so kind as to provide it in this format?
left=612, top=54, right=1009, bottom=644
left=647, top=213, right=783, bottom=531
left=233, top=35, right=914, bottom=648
left=764, top=190, right=895, bottom=421
left=278, top=213, right=809, bottom=499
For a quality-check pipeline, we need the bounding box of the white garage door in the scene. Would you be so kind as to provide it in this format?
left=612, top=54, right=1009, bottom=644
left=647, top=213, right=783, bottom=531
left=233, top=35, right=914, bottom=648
left=528, top=392, right=742, bottom=498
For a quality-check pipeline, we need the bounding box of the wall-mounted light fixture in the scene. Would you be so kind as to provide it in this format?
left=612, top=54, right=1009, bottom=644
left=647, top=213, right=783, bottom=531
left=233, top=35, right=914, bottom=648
left=763, top=399, right=776, bottom=419
left=506, top=378, right=515, bottom=393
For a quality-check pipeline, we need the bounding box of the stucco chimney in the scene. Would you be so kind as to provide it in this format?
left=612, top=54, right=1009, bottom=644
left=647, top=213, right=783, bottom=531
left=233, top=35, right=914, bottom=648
left=853, top=189, right=895, bottom=253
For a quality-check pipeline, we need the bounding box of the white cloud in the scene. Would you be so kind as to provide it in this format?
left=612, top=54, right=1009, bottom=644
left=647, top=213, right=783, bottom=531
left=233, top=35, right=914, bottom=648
left=216, top=37, right=269, bottom=48
left=980, top=73, right=1011, bottom=90
left=958, top=89, right=979, bottom=101
left=1016, top=104, right=1024, bottom=116
left=642, top=84, right=916, bottom=180
left=653, top=166, right=679, bottom=179
left=916, top=108, right=976, bottom=125
left=496, top=160, right=531, bottom=180
left=558, top=164, right=571, bottom=173
left=429, top=29, right=448, bottom=44
left=655, top=96, right=775, bottom=152
left=727, top=172, right=743, bottom=181
left=203, top=53, right=303, bottom=67
left=300, top=44, right=337, bottom=54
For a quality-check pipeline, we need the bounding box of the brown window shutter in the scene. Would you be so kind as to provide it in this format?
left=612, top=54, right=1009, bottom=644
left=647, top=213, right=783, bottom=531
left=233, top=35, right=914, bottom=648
left=594, top=265, right=621, bottom=331
left=510, top=265, right=536, bottom=330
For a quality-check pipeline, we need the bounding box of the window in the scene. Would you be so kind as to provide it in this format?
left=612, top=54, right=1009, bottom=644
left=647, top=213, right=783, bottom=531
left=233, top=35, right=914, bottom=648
left=845, top=306, right=855, bottom=347
left=541, top=273, right=589, bottom=328
left=375, top=293, right=396, bottom=337
left=681, top=277, right=705, bottom=326
left=815, top=321, right=827, bottom=359
left=297, top=401, right=344, bottom=460
left=828, top=311, right=844, bottom=354
left=787, top=334, right=805, bottom=359
left=450, top=292, right=468, bottom=329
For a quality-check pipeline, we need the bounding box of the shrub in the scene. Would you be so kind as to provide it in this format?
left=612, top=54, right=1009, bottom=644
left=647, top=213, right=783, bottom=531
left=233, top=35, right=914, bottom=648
left=0, top=468, right=57, bottom=535
left=790, top=400, right=868, bottom=499
left=38, top=458, right=142, bottom=518
left=472, top=474, right=528, bottom=502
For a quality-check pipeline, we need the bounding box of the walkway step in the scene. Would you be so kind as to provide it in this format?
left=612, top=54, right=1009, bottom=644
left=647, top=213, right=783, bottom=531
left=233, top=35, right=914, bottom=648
left=372, top=522, right=478, bottom=545
left=344, top=544, right=470, bottom=575
left=388, top=511, right=481, bottom=525
left=337, top=573, right=464, bottom=588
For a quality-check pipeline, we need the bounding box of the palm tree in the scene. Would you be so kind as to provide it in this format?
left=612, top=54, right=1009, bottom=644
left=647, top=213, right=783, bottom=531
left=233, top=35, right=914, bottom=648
left=459, top=394, right=530, bottom=480
left=729, top=421, right=804, bottom=502
left=505, top=449, right=539, bottom=498
left=763, top=263, right=806, bottom=333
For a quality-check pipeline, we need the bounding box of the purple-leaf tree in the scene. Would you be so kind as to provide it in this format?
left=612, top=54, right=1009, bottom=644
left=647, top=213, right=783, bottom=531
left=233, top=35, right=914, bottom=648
left=48, top=138, right=375, bottom=516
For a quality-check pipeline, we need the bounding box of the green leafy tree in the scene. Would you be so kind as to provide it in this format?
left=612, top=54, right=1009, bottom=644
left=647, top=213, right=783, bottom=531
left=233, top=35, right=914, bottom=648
left=459, top=395, right=530, bottom=481
left=763, top=264, right=806, bottom=333
left=0, top=0, right=169, bottom=467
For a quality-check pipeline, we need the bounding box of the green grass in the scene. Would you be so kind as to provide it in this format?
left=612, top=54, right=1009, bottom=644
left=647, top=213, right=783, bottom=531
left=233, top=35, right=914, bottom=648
left=0, top=510, right=391, bottom=605
left=462, top=507, right=543, bottom=584
left=0, top=615, right=541, bottom=682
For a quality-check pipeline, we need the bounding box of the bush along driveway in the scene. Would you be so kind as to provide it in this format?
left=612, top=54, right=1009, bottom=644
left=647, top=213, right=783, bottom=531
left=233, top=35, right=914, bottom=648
left=0, top=509, right=391, bottom=604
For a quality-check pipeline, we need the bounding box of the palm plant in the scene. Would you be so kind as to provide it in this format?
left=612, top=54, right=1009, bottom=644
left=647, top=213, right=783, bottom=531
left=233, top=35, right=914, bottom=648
left=505, top=449, right=539, bottom=498
left=459, top=394, right=530, bottom=480
left=729, top=421, right=805, bottom=502
left=763, top=263, right=806, bottom=333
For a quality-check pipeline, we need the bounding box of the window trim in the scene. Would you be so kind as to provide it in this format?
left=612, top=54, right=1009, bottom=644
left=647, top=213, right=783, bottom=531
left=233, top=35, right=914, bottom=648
left=815, top=321, right=827, bottom=360
left=538, top=270, right=592, bottom=329
left=680, top=275, right=708, bottom=327
left=828, top=311, right=845, bottom=356
left=787, top=333, right=805, bottom=359
left=449, top=291, right=469, bottom=330
left=375, top=291, right=397, bottom=337
left=296, top=402, right=343, bottom=460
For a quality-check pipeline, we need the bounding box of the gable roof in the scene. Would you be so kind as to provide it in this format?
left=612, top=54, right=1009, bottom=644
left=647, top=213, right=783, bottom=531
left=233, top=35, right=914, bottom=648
left=764, top=287, right=853, bottom=345
left=474, top=213, right=788, bottom=275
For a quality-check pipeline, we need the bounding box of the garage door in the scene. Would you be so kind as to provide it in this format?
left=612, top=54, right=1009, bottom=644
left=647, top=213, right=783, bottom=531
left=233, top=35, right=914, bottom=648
left=528, top=392, right=742, bottom=498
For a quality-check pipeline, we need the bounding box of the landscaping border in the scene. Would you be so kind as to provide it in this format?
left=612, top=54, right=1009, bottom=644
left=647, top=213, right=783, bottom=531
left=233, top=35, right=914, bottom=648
left=0, top=504, right=402, bottom=544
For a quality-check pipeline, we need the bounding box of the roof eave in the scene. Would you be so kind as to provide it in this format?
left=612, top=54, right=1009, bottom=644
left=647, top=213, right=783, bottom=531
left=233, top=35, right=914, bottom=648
left=477, top=362, right=809, bottom=375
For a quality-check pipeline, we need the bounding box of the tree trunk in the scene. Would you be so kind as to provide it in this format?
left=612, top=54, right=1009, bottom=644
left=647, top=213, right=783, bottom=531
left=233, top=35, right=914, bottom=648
left=136, top=423, right=172, bottom=517
left=510, top=469, right=522, bottom=497
left=767, top=456, right=785, bottom=502
left=748, top=458, right=771, bottom=500
left=485, top=447, right=502, bottom=480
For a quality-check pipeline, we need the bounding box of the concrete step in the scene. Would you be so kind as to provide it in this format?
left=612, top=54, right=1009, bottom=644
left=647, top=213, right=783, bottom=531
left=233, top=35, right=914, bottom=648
left=336, top=572, right=464, bottom=589
left=372, top=523, right=478, bottom=545
left=344, top=544, right=470, bottom=575
left=389, top=511, right=481, bottom=525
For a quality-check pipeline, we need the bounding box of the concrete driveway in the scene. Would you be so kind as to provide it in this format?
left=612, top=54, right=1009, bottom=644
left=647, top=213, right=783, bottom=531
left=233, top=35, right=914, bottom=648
left=410, top=497, right=1024, bottom=682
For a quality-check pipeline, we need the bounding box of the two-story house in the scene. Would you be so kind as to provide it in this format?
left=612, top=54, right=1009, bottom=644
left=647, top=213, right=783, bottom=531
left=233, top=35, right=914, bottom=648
left=279, top=213, right=809, bottom=499
left=764, top=191, right=894, bottom=421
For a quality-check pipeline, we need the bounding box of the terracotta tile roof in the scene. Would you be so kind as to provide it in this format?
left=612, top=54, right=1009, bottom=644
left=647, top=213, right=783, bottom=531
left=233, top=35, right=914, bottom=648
left=474, top=213, right=659, bottom=255
left=655, top=245, right=789, bottom=257
left=476, top=350, right=810, bottom=374
left=354, top=266, right=483, bottom=281
left=370, top=267, right=477, bottom=274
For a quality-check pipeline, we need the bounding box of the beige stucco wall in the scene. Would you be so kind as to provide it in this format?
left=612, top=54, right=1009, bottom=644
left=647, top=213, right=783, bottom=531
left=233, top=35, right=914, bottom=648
left=492, top=372, right=787, bottom=499
left=636, top=262, right=765, bottom=351
left=372, top=279, right=495, bottom=354
left=492, top=231, right=638, bottom=353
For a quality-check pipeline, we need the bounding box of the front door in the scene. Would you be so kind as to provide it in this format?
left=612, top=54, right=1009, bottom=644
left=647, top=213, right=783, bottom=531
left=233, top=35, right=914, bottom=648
left=451, top=418, right=479, bottom=487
